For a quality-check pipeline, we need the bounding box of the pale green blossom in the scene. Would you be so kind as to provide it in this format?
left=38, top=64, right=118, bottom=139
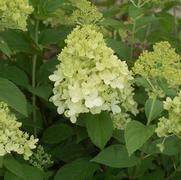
left=45, top=0, right=103, bottom=26
left=0, top=0, right=33, bottom=31
left=49, top=25, right=138, bottom=123
left=133, top=42, right=181, bottom=89
left=29, top=145, right=53, bottom=170
left=0, top=101, right=38, bottom=160
left=155, top=91, right=181, bottom=138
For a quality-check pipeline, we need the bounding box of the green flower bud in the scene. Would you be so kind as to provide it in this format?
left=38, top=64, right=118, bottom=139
left=29, top=145, right=53, bottom=170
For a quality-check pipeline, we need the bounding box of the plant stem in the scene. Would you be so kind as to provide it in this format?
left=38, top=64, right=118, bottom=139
left=129, top=0, right=137, bottom=7
left=173, top=7, right=177, bottom=36
left=130, top=19, right=136, bottom=61
left=146, top=95, right=156, bottom=126
left=32, top=20, right=39, bottom=137
left=137, top=0, right=141, bottom=7
left=143, top=23, right=151, bottom=46
left=146, top=78, right=155, bottom=91
left=145, top=78, right=157, bottom=125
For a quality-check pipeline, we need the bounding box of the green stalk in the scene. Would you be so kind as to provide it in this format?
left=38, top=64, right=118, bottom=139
left=173, top=7, right=177, bottom=36
left=146, top=78, right=155, bottom=91
left=32, top=20, right=39, bottom=137
left=130, top=0, right=137, bottom=7
left=146, top=95, right=156, bottom=126
left=130, top=19, right=136, bottom=61
left=137, top=0, right=141, bottom=7
left=146, top=78, right=157, bottom=125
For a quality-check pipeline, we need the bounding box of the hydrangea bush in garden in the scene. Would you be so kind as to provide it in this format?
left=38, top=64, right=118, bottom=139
left=0, top=0, right=180, bottom=179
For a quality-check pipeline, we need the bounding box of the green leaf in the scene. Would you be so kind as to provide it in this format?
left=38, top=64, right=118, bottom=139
left=45, top=0, right=66, bottom=13
left=139, top=170, right=165, bottom=180
left=31, top=0, right=66, bottom=19
left=128, top=5, right=144, bottom=19
left=4, top=157, right=43, bottom=180
left=36, top=59, right=58, bottom=84
left=136, top=16, right=159, bottom=31
left=135, top=157, right=154, bottom=177
left=43, top=123, right=73, bottom=144
left=107, top=39, right=131, bottom=60
left=55, top=158, right=99, bottom=180
left=92, top=144, right=140, bottom=168
left=44, top=171, right=54, bottom=180
left=99, top=19, right=125, bottom=29
left=3, top=157, right=24, bottom=179
left=28, top=84, right=52, bottom=101
left=4, top=171, right=22, bottom=180
left=39, top=27, right=71, bottom=45
left=0, top=156, right=3, bottom=168
left=128, top=5, right=143, bottom=19
left=134, top=87, right=148, bottom=105
left=52, top=142, right=87, bottom=162
left=0, top=78, right=28, bottom=116
left=22, top=165, right=44, bottom=180
left=112, top=129, right=125, bottom=143
left=135, top=77, right=152, bottom=89
left=125, top=121, right=156, bottom=156
left=161, top=136, right=181, bottom=155
left=157, top=78, right=177, bottom=97
left=85, top=112, right=113, bottom=149
left=0, top=37, right=12, bottom=57
left=145, top=98, right=163, bottom=123
left=0, top=66, right=29, bottom=87
left=0, top=31, right=36, bottom=53
left=143, top=136, right=181, bottom=156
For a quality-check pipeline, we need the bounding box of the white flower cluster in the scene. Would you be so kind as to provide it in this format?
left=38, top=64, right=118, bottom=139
left=0, top=101, right=38, bottom=160
left=49, top=25, right=138, bottom=123
left=155, top=91, right=181, bottom=138
left=0, top=0, right=33, bottom=31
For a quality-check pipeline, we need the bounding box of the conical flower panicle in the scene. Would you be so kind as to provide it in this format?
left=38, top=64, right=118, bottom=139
left=49, top=25, right=138, bottom=123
